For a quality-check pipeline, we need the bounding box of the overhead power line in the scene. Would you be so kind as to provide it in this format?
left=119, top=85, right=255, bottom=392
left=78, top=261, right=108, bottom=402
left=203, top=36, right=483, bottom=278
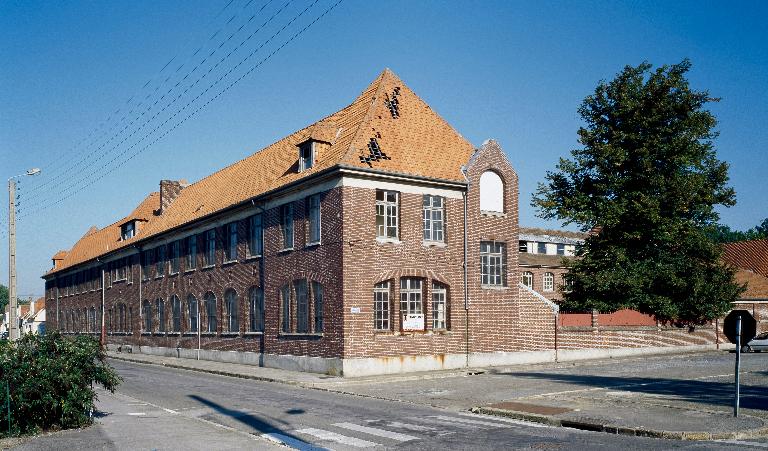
left=18, top=0, right=344, bottom=220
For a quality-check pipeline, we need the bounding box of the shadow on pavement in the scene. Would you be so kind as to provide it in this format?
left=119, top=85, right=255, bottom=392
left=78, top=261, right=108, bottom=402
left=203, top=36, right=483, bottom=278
left=504, top=372, right=768, bottom=411
left=189, top=394, right=304, bottom=442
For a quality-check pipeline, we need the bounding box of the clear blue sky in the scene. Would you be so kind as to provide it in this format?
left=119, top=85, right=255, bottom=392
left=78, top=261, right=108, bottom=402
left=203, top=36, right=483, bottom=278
left=1, top=0, right=767, bottom=297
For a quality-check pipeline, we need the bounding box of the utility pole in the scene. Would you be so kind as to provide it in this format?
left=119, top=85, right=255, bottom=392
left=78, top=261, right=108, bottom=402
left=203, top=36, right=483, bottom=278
left=8, top=178, right=17, bottom=341
left=8, top=168, right=41, bottom=341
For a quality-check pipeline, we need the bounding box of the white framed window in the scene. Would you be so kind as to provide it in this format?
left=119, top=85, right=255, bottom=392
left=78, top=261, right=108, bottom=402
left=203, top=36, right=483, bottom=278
left=187, top=294, right=198, bottom=333
left=556, top=243, right=566, bottom=255
left=225, top=289, right=239, bottom=333
left=281, top=284, right=291, bottom=333
left=295, top=279, right=309, bottom=333
left=226, top=222, right=238, bottom=262
left=537, top=242, right=547, bottom=254
left=204, top=229, right=216, bottom=266
left=169, top=241, right=180, bottom=274
left=374, top=281, right=391, bottom=331
left=432, top=282, right=447, bottom=330
left=480, top=241, right=506, bottom=287
left=156, top=298, right=166, bottom=332
left=308, top=194, right=321, bottom=244
left=312, top=281, right=323, bottom=332
left=519, top=241, right=528, bottom=252
left=247, top=214, right=263, bottom=257
left=423, top=195, right=444, bottom=242
left=298, top=142, right=314, bottom=172
left=155, top=246, right=166, bottom=277
left=521, top=271, right=533, bottom=288
left=171, top=295, right=181, bottom=332
left=186, top=235, right=197, bottom=270
left=400, top=278, right=423, bottom=328
left=204, top=292, right=217, bottom=332
left=121, top=221, right=135, bottom=240
left=543, top=272, right=554, bottom=292
left=248, top=287, right=264, bottom=332
left=281, top=204, right=294, bottom=250
left=142, top=250, right=152, bottom=280
left=479, top=171, right=504, bottom=212
left=376, top=190, right=399, bottom=239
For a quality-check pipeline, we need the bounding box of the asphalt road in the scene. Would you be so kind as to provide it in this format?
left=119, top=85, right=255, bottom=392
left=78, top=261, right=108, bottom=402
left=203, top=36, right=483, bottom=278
left=84, top=358, right=765, bottom=450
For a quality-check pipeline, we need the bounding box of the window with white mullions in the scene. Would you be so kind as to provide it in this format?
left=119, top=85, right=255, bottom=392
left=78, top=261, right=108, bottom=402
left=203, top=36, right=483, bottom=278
left=225, top=289, right=239, bottom=333
left=373, top=281, right=391, bottom=331
left=295, top=279, right=309, bottom=333
left=308, top=194, right=321, bottom=244
left=171, top=295, right=181, bottom=332
left=169, top=241, right=180, bottom=274
left=204, top=292, right=217, bottom=333
left=226, top=222, right=238, bottom=262
left=480, top=241, right=507, bottom=287
left=375, top=190, right=399, bottom=239
left=432, top=282, right=447, bottom=330
left=543, top=272, right=554, bottom=292
left=204, top=229, right=216, bottom=266
left=187, top=294, right=198, bottom=333
left=422, top=195, right=444, bottom=242
left=298, top=142, right=314, bottom=172
left=186, top=235, right=197, bottom=270
left=247, top=214, right=263, bottom=257
left=281, top=204, right=294, bottom=250
left=248, top=287, right=264, bottom=332
left=400, top=278, right=423, bottom=329
left=521, top=271, right=533, bottom=289
left=155, top=246, right=166, bottom=276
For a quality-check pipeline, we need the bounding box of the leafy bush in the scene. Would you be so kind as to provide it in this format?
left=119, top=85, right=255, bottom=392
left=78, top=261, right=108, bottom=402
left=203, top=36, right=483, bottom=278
left=0, top=332, right=120, bottom=437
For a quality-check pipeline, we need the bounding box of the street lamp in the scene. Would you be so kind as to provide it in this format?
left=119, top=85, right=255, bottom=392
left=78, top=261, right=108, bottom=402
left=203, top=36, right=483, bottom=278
left=8, top=168, right=41, bottom=341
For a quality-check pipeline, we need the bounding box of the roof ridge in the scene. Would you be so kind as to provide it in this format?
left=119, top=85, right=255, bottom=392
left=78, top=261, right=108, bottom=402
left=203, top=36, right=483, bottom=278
left=339, top=69, right=390, bottom=164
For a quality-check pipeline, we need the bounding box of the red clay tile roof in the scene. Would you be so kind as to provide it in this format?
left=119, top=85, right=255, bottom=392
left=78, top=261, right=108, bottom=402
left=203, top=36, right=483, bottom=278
left=723, top=239, right=768, bottom=278
left=735, top=269, right=768, bottom=299
left=45, top=69, right=475, bottom=276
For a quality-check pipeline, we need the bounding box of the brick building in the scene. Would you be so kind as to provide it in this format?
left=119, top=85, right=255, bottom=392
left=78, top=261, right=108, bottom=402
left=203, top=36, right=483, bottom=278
left=43, top=69, right=718, bottom=376
left=518, top=227, right=586, bottom=301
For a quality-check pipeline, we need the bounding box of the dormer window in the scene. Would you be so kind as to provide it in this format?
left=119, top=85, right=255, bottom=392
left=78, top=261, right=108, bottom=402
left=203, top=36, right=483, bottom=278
left=298, top=141, right=315, bottom=172
left=121, top=221, right=136, bottom=240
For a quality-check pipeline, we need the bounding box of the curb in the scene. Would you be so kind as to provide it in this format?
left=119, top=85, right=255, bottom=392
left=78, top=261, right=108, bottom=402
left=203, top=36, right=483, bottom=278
left=471, top=406, right=768, bottom=441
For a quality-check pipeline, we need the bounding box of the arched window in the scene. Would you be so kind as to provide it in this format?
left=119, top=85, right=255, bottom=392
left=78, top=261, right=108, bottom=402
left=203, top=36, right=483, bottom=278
left=204, top=292, right=217, bottom=333
left=479, top=171, right=504, bottom=213
left=400, top=278, right=423, bottom=331
left=295, top=280, right=309, bottom=333
left=187, top=294, right=199, bottom=333
left=171, top=295, right=182, bottom=332
left=156, top=298, right=166, bottom=333
left=225, top=289, right=239, bottom=333
left=142, top=300, right=152, bottom=332
left=543, top=272, right=554, bottom=292
left=432, top=282, right=448, bottom=330
left=521, top=271, right=533, bottom=288
left=248, top=287, right=264, bottom=332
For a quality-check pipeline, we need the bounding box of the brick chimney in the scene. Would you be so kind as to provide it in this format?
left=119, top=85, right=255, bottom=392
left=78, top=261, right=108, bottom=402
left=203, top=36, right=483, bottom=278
left=159, top=180, right=186, bottom=214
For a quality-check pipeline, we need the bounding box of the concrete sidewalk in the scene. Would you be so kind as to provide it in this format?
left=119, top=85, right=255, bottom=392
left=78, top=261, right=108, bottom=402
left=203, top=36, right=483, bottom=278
left=107, top=350, right=768, bottom=441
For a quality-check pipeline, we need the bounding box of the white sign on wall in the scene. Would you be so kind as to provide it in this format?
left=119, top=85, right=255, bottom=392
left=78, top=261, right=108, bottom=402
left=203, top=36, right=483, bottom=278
left=402, top=314, right=424, bottom=331
left=350, top=307, right=361, bottom=314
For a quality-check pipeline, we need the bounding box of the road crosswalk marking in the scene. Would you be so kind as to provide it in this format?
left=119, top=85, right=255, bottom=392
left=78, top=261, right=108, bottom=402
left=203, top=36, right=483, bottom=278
left=262, top=432, right=332, bottom=451
left=296, top=427, right=379, bottom=448
left=422, top=415, right=511, bottom=428
left=333, top=422, right=419, bottom=441
left=379, top=421, right=436, bottom=432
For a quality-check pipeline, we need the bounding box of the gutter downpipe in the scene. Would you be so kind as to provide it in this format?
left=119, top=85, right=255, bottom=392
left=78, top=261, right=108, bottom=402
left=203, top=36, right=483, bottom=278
left=463, top=190, right=470, bottom=368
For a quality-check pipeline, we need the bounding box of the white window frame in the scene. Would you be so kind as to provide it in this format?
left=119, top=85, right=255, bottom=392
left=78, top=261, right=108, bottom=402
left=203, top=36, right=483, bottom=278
left=204, top=292, right=217, bottom=333
left=480, top=241, right=507, bottom=287
left=432, top=282, right=447, bottom=330
left=171, top=295, right=181, bottom=332
left=543, top=272, right=554, bottom=292
left=376, top=190, right=399, bottom=240
left=400, top=278, right=423, bottom=329
left=247, top=214, right=263, bottom=257
left=373, top=281, right=391, bottom=331
left=169, top=241, right=180, bottom=274
left=298, top=141, right=315, bottom=172
left=249, top=287, right=264, bottom=332
left=186, top=235, right=197, bottom=270
left=281, top=204, right=294, bottom=250
left=295, top=279, right=309, bottom=333
left=121, top=221, right=135, bottom=240
left=521, top=271, right=534, bottom=288
left=308, top=194, right=321, bottom=245
left=204, top=229, right=216, bottom=267
left=422, top=195, right=444, bottom=242
left=187, top=294, right=198, bottom=333
left=225, top=289, right=239, bottom=333
left=225, top=222, right=238, bottom=262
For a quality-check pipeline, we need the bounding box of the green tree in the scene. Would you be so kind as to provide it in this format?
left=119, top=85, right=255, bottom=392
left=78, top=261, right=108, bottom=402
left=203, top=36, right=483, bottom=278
left=533, top=60, right=744, bottom=324
left=0, top=284, right=7, bottom=317
left=706, top=217, right=768, bottom=243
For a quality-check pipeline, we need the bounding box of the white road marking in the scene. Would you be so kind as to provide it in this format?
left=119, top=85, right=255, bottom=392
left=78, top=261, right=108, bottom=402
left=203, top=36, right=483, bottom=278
left=296, top=428, right=378, bottom=448
left=381, top=421, right=436, bottom=432
left=127, top=412, right=146, bottom=416
left=456, top=411, right=552, bottom=428
left=333, top=422, right=418, bottom=441
left=425, top=415, right=508, bottom=428
left=262, top=432, right=331, bottom=451
left=163, top=408, right=177, bottom=414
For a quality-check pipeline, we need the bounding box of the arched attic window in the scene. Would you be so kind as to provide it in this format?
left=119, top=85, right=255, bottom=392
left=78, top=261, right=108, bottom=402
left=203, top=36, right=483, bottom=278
left=479, top=171, right=504, bottom=213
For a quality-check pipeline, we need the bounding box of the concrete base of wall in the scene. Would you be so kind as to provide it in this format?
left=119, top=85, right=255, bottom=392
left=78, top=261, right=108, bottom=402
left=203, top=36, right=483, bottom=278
left=106, top=343, right=727, bottom=377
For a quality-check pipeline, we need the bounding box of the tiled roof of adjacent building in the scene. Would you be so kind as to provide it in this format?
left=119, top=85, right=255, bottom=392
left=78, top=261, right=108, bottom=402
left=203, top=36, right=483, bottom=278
left=45, top=69, right=475, bottom=276
left=722, top=239, right=768, bottom=279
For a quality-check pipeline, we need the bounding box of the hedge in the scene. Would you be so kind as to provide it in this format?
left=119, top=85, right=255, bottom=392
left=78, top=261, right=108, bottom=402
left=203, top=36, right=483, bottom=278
left=0, top=332, right=120, bottom=437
